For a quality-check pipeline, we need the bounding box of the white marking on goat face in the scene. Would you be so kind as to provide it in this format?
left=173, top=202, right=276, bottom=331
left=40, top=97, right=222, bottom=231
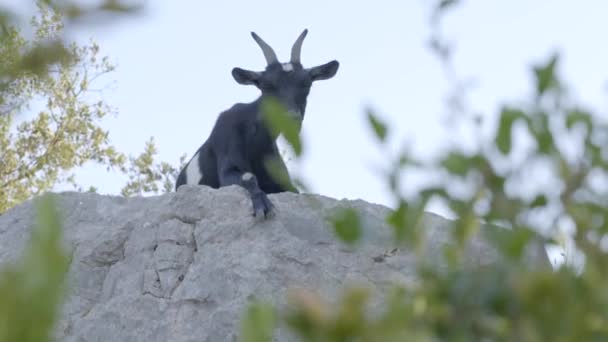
left=241, top=172, right=254, bottom=181
left=281, top=63, right=294, bottom=72
left=185, top=152, right=202, bottom=184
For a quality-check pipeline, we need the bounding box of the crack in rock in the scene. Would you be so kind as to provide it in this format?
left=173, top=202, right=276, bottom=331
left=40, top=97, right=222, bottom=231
left=141, top=218, right=197, bottom=299
left=372, top=248, right=399, bottom=263
left=143, top=268, right=164, bottom=299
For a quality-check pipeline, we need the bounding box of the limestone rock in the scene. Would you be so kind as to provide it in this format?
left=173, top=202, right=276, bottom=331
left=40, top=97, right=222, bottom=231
left=0, top=185, right=549, bottom=341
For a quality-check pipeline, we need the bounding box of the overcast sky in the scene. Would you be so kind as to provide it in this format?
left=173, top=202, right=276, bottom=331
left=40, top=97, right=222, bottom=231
left=8, top=0, right=608, bottom=220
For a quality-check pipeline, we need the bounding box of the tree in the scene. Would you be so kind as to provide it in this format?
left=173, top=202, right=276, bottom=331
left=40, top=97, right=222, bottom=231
left=0, top=2, right=184, bottom=213
left=0, top=2, right=179, bottom=341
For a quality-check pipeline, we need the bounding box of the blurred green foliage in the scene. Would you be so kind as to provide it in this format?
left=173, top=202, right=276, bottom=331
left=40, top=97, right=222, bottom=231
left=0, top=194, right=70, bottom=342
left=329, top=207, right=362, bottom=246
left=240, top=300, right=276, bottom=342
left=0, top=0, right=141, bottom=85
left=261, top=97, right=308, bottom=193
left=2, top=0, right=608, bottom=341
left=0, top=2, right=177, bottom=341
left=245, top=1, right=608, bottom=341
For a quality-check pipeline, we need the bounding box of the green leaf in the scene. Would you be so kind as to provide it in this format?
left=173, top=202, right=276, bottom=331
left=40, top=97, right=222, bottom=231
left=386, top=199, right=426, bottom=246
left=386, top=201, right=407, bottom=237
left=524, top=113, right=554, bottom=155
left=331, top=208, right=362, bottom=245
left=536, top=130, right=554, bottom=155
left=99, top=0, right=143, bottom=13
left=366, top=108, right=388, bottom=142
left=261, top=97, right=303, bottom=157
left=263, top=156, right=297, bottom=193
left=533, top=53, right=560, bottom=96
left=495, top=107, right=524, bottom=155
left=441, top=151, right=470, bottom=176
left=530, top=194, right=548, bottom=208
left=419, top=187, right=449, bottom=203
left=485, top=225, right=535, bottom=261
left=566, top=109, right=592, bottom=131
left=453, top=210, right=480, bottom=248
left=240, top=300, right=275, bottom=342
left=17, top=41, right=72, bottom=77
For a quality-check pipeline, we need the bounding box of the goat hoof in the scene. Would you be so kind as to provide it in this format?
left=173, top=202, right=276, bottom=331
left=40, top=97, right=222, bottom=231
left=252, top=193, right=275, bottom=219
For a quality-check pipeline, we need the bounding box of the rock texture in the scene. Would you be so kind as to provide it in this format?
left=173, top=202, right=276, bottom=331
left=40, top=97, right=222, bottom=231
left=0, top=185, right=549, bottom=341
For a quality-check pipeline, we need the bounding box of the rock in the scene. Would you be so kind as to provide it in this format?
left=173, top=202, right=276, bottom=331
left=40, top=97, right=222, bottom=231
left=0, top=185, right=550, bottom=341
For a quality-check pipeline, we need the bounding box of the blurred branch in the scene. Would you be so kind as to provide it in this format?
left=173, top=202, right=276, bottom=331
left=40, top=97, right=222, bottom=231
left=0, top=0, right=144, bottom=102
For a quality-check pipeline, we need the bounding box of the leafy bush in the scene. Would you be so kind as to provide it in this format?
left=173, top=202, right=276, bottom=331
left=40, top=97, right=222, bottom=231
left=242, top=2, right=608, bottom=341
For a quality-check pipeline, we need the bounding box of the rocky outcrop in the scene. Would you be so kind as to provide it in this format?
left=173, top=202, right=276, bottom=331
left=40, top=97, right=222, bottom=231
left=0, top=185, right=549, bottom=341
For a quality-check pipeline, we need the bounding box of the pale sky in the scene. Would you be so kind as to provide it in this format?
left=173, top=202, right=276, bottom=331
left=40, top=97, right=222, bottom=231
left=8, top=1, right=608, bottom=221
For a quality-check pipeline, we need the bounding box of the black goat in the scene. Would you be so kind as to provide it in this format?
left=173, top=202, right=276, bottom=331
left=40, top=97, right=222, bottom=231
left=175, top=29, right=339, bottom=218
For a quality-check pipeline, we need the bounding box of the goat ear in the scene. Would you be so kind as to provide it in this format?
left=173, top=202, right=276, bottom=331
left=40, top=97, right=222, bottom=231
left=232, top=68, right=261, bottom=85
left=308, top=60, right=339, bottom=81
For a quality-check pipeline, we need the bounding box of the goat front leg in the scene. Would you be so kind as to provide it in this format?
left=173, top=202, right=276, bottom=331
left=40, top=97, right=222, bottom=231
left=219, top=165, right=275, bottom=219
left=241, top=172, right=275, bottom=218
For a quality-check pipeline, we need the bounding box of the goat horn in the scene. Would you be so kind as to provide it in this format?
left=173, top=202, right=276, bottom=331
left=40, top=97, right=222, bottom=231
left=290, top=29, right=308, bottom=64
left=251, top=32, right=279, bottom=65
